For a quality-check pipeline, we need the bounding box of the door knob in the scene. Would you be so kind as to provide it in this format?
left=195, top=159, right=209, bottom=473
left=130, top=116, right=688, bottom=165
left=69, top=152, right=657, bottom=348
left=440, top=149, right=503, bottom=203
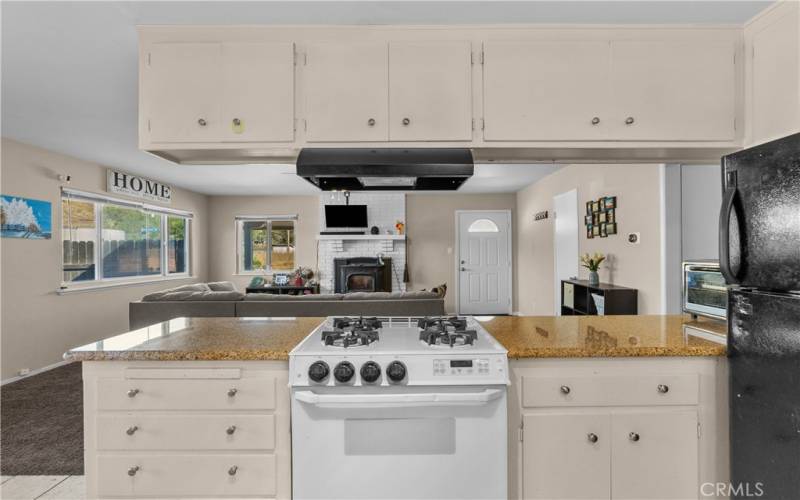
left=197, top=118, right=207, bottom=127
left=367, top=118, right=376, bottom=126
left=126, top=426, right=139, bottom=436
left=228, top=465, right=239, bottom=476
left=460, top=267, right=467, bottom=271
left=587, top=433, right=598, bottom=443
left=128, top=466, right=140, bottom=477
left=127, top=389, right=140, bottom=398
left=232, top=118, right=241, bottom=126
left=625, top=116, right=635, bottom=125
left=657, top=384, right=669, bottom=393
left=226, top=425, right=237, bottom=435
left=629, top=432, right=640, bottom=442
left=227, top=388, right=238, bottom=397
left=402, top=117, right=411, bottom=126
left=591, top=117, right=600, bottom=125
left=560, top=385, right=571, bottom=395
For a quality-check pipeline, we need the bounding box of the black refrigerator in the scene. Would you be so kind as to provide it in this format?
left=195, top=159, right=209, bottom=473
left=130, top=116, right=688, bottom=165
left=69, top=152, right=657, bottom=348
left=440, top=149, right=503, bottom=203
left=721, top=132, right=800, bottom=500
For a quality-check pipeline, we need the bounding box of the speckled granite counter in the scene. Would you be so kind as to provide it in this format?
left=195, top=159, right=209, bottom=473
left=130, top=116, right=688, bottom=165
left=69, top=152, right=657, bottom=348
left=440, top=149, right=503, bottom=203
left=477, top=315, right=726, bottom=358
left=64, top=317, right=325, bottom=361
left=64, top=314, right=726, bottom=362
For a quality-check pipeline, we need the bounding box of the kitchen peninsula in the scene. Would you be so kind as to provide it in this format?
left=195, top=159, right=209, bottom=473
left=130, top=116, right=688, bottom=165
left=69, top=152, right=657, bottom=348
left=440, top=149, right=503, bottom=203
left=66, top=314, right=727, bottom=499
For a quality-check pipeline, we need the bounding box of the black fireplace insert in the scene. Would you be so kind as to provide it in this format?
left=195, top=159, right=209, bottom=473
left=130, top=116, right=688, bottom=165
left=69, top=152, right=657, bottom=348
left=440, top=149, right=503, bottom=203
left=334, top=257, right=392, bottom=294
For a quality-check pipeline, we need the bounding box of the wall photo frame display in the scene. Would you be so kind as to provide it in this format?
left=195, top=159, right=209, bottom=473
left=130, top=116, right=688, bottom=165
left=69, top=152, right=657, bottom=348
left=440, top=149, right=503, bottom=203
left=583, top=196, right=617, bottom=239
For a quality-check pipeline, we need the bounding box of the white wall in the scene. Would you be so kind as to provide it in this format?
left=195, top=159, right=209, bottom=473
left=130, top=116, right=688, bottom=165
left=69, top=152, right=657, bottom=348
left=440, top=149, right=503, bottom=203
left=681, top=165, right=722, bottom=260
left=0, top=139, right=209, bottom=380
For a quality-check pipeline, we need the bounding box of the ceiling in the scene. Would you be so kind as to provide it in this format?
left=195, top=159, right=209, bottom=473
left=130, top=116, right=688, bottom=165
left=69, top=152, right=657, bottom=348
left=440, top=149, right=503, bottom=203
left=1, top=1, right=771, bottom=195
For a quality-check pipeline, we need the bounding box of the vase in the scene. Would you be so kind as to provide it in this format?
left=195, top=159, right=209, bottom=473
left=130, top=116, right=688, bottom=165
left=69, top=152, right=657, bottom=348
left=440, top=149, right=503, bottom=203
left=588, top=270, right=600, bottom=286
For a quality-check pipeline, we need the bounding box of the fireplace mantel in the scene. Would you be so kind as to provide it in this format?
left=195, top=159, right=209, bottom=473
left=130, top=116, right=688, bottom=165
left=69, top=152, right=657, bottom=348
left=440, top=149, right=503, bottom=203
left=316, top=234, right=406, bottom=241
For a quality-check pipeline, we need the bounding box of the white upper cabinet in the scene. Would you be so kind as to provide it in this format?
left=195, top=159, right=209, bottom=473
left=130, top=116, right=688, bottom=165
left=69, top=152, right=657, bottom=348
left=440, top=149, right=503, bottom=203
left=144, top=42, right=294, bottom=144
left=747, top=1, right=800, bottom=146
left=483, top=41, right=611, bottom=141
left=220, top=42, right=295, bottom=142
left=610, top=40, right=736, bottom=141
left=388, top=41, right=473, bottom=141
left=145, top=43, right=222, bottom=143
left=305, top=42, right=389, bottom=142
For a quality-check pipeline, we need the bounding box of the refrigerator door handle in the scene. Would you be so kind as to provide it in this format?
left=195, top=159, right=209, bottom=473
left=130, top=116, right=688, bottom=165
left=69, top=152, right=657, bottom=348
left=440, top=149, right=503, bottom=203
left=719, top=186, right=741, bottom=284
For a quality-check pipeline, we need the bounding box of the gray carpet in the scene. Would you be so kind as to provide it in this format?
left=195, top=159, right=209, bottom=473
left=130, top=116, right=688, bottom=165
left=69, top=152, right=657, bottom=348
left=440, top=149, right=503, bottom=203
left=1, top=362, right=84, bottom=475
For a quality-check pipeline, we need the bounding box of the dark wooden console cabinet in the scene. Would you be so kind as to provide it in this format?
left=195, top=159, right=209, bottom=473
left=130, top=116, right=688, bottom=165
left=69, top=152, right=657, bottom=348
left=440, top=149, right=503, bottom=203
left=561, top=279, right=638, bottom=315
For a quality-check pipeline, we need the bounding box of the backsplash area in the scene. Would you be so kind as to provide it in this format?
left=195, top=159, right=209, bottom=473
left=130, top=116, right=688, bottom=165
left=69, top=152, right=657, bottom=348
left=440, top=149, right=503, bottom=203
left=317, top=193, right=407, bottom=294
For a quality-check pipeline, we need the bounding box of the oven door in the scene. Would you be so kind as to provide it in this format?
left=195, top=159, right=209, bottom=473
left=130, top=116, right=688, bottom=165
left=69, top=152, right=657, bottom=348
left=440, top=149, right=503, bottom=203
left=291, top=385, right=507, bottom=500
left=683, top=262, right=727, bottom=320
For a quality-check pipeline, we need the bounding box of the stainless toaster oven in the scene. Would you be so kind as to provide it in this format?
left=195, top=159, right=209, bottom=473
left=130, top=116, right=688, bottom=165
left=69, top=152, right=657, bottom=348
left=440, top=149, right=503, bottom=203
left=683, top=261, right=727, bottom=320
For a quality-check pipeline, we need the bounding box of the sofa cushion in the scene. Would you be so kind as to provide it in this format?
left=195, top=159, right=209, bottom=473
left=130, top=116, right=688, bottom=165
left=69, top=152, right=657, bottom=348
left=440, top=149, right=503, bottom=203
left=399, top=290, right=439, bottom=300
left=245, top=293, right=343, bottom=301
left=343, top=292, right=394, bottom=301
left=207, top=281, right=237, bottom=292
left=143, top=283, right=244, bottom=302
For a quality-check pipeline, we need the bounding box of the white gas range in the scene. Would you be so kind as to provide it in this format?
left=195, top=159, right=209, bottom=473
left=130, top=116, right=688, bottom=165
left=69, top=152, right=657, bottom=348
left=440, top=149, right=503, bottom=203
left=289, top=316, right=509, bottom=500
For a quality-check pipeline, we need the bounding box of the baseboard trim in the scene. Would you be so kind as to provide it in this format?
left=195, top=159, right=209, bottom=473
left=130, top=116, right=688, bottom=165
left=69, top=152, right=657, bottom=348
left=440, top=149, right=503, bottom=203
left=1, top=359, right=73, bottom=386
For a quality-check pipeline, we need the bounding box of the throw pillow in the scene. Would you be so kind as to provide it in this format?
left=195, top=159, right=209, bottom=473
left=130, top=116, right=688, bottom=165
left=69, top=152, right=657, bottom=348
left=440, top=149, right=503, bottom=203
left=430, top=283, right=448, bottom=298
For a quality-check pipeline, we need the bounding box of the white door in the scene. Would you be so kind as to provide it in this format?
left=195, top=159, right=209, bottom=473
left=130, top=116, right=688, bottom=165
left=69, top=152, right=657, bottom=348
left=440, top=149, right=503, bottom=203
left=388, top=41, right=473, bottom=141
left=611, top=411, right=699, bottom=499
left=523, top=413, right=611, bottom=499
left=553, top=189, right=579, bottom=315
left=483, top=41, right=611, bottom=141
left=457, top=211, right=512, bottom=315
left=610, top=40, right=736, bottom=141
left=305, top=42, right=389, bottom=142
left=145, top=43, right=222, bottom=143
left=220, top=42, right=295, bottom=142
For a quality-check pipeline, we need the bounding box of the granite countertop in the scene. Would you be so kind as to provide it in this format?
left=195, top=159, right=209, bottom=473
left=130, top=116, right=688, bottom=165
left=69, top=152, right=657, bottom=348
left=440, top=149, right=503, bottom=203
left=64, top=314, right=727, bottom=362
left=64, top=317, right=325, bottom=362
left=478, top=315, right=727, bottom=358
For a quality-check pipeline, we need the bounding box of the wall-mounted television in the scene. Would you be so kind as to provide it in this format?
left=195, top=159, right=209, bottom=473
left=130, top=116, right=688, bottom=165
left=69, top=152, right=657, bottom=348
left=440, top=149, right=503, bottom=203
left=324, top=205, right=368, bottom=228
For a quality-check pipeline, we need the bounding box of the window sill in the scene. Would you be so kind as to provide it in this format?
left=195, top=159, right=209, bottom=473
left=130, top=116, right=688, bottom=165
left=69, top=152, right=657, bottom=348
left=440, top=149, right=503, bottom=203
left=57, top=275, right=197, bottom=295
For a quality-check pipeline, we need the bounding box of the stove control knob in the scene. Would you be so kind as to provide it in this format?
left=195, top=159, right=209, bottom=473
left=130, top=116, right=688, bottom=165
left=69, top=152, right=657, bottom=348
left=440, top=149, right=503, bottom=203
left=360, top=361, right=382, bottom=384
left=386, top=361, right=407, bottom=383
left=308, top=361, right=330, bottom=383
left=334, top=361, right=356, bottom=383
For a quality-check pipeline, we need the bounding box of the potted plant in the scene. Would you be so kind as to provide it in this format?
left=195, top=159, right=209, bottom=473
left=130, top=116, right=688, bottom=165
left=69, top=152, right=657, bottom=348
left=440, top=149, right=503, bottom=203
left=581, top=252, right=606, bottom=286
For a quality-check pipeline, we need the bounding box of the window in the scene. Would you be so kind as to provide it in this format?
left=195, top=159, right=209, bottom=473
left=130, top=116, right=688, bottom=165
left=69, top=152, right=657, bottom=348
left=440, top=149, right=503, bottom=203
left=468, top=218, right=500, bottom=233
left=236, top=216, right=296, bottom=273
left=61, top=189, right=192, bottom=286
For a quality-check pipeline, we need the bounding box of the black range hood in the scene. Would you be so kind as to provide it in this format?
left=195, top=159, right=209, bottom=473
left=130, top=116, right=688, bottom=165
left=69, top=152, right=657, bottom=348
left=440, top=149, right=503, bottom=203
left=296, top=148, right=473, bottom=191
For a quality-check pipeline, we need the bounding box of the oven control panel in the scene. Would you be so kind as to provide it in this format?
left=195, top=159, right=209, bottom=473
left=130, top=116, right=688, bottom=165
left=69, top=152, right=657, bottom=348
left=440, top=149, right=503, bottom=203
left=433, top=358, right=491, bottom=376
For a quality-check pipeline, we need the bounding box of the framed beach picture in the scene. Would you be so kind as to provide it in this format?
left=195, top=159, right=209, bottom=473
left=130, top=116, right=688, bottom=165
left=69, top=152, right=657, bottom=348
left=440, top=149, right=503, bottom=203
left=1, top=195, right=52, bottom=239
left=604, top=196, right=617, bottom=209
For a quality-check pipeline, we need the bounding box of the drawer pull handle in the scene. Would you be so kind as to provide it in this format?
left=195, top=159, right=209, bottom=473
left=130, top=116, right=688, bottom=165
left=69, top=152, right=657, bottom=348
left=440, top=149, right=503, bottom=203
left=232, top=118, right=241, bottom=126
left=587, top=433, right=598, bottom=443
left=402, top=117, right=411, bottom=126
left=228, top=465, right=238, bottom=476
left=226, top=425, right=237, bottom=435
left=625, top=116, right=635, bottom=125
left=591, top=117, right=600, bottom=125
left=560, top=385, right=571, bottom=395
left=227, top=388, right=238, bottom=397
left=657, top=384, right=669, bottom=394
left=126, top=426, right=139, bottom=436
left=128, top=466, right=140, bottom=477
left=197, top=118, right=207, bottom=127
left=367, top=118, right=376, bottom=127
left=629, top=432, right=640, bottom=442
left=127, top=389, right=140, bottom=398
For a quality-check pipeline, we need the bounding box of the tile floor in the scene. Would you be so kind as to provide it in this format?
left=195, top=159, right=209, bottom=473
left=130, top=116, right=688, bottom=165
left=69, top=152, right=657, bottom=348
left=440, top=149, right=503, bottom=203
left=0, top=476, right=85, bottom=499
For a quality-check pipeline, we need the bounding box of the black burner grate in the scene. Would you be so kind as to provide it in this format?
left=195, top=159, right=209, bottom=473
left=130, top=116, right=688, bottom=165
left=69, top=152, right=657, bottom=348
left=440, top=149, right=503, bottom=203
left=418, top=316, right=477, bottom=347
left=321, top=317, right=381, bottom=348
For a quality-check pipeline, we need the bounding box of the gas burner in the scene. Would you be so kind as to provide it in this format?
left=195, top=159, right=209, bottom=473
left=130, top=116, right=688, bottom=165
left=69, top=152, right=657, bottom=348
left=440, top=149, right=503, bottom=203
left=322, top=317, right=381, bottom=348
left=418, top=317, right=477, bottom=348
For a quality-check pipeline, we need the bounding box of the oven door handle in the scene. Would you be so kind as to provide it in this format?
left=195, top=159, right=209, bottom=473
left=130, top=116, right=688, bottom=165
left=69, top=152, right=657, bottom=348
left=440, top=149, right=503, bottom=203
left=293, top=388, right=505, bottom=408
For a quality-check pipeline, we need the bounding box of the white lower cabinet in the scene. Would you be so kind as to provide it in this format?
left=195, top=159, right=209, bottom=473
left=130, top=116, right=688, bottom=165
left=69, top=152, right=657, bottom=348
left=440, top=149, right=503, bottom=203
left=83, top=361, right=291, bottom=499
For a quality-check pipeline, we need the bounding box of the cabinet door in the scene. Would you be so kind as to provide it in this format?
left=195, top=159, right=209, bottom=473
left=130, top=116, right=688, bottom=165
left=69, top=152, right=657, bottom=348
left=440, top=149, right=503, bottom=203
left=522, top=413, right=611, bottom=499
left=220, top=42, right=295, bottom=142
left=610, top=40, right=736, bottom=141
left=750, top=6, right=800, bottom=145
left=483, top=41, right=610, bottom=141
left=389, top=41, right=472, bottom=141
left=611, top=411, right=698, bottom=499
left=305, top=42, right=388, bottom=142
left=145, top=43, right=221, bottom=143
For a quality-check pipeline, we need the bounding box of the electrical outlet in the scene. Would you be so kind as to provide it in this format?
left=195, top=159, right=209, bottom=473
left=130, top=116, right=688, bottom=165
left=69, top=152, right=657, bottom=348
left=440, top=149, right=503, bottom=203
left=628, top=232, right=641, bottom=245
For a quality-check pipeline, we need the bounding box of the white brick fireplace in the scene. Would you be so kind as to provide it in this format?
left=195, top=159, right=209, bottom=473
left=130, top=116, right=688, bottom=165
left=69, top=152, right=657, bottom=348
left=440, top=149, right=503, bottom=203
left=316, top=193, right=407, bottom=294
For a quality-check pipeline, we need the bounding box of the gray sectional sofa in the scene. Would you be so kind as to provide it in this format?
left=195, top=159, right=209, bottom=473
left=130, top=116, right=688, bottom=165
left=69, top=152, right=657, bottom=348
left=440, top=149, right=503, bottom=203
left=129, top=283, right=446, bottom=330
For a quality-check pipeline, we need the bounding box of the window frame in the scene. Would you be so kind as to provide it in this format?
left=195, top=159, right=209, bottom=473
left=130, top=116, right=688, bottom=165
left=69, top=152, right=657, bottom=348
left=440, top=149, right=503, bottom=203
left=60, top=189, right=192, bottom=289
left=235, top=215, right=297, bottom=275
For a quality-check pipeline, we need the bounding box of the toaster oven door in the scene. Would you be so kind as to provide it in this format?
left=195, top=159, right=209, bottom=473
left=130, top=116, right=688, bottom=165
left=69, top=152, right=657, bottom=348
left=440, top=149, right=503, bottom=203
left=683, top=263, right=727, bottom=319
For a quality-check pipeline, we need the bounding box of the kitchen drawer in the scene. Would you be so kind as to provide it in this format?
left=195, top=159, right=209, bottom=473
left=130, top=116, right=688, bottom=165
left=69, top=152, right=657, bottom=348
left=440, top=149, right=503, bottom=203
left=522, top=374, right=698, bottom=408
left=96, top=377, right=275, bottom=411
left=97, top=414, right=275, bottom=451
left=97, top=454, right=276, bottom=498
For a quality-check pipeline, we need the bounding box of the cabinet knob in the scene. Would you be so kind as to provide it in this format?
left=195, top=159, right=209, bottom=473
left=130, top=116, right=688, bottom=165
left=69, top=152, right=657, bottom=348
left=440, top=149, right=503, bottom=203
left=560, top=385, right=571, bottom=395
left=126, top=425, right=139, bottom=436
left=197, top=118, right=207, bottom=127
left=228, top=465, right=239, bottom=476
left=232, top=118, right=241, bottom=126
left=402, top=117, right=411, bottom=126
left=227, top=388, right=238, bottom=397
left=591, top=117, right=600, bottom=125
left=128, top=466, right=140, bottom=477
left=127, top=388, right=140, bottom=398
left=625, top=116, right=635, bottom=125
left=657, top=384, right=669, bottom=394
left=226, top=425, right=237, bottom=435
left=629, top=432, right=640, bottom=442
left=587, top=433, right=598, bottom=443
left=367, top=118, right=376, bottom=127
